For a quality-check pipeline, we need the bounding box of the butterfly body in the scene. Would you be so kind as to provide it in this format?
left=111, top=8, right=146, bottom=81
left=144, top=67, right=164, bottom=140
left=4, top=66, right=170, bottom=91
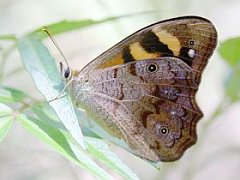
left=65, top=16, right=217, bottom=162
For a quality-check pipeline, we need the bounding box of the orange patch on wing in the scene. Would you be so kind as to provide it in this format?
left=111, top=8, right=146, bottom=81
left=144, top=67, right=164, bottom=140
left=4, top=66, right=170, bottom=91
left=98, top=54, right=124, bottom=68
left=152, top=29, right=181, bottom=56
left=129, top=42, right=160, bottom=60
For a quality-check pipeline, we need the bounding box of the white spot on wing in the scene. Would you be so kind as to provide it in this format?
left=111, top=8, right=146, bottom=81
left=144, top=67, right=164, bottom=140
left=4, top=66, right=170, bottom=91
left=171, top=110, right=176, bottom=115
left=188, top=49, right=195, bottom=58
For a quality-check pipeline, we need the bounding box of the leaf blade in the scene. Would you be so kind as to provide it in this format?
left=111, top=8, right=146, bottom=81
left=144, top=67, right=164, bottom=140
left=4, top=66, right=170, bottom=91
left=17, top=36, right=85, bottom=149
left=219, top=37, right=240, bottom=102
left=86, top=137, right=139, bottom=180
left=17, top=114, right=112, bottom=180
left=27, top=16, right=130, bottom=39
left=0, top=103, right=13, bottom=141
left=0, top=86, right=28, bottom=103
left=219, top=37, right=240, bottom=66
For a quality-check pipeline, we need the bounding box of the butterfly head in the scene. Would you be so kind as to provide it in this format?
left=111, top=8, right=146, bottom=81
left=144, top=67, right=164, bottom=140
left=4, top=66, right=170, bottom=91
left=59, top=61, right=88, bottom=102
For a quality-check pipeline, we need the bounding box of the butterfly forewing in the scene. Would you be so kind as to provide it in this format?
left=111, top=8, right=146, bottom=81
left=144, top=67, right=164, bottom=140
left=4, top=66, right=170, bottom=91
left=81, top=16, right=217, bottom=84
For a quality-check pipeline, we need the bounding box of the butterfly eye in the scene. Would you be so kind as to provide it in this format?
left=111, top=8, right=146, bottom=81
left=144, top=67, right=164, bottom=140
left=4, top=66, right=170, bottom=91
left=64, top=68, right=71, bottom=79
left=147, top=63, right=158, bottom=73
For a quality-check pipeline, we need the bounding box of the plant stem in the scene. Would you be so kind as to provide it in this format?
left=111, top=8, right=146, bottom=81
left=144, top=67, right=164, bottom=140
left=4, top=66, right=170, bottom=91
left=0, top=35, right=17, bottom=41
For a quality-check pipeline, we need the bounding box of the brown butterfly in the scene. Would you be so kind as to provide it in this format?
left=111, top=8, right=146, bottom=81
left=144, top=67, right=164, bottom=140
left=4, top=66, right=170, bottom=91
left=62, top=16, right=217, bottom=162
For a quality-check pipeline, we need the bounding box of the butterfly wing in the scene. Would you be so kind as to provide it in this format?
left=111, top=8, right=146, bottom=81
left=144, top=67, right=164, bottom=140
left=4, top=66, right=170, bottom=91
left=71, top=16, right=217, bottom=162
left=80, top=16, right=217, bottom=84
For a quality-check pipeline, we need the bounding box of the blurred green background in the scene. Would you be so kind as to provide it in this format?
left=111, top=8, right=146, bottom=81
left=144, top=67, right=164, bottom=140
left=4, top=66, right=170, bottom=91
left=0, top=0, right=240, bottom=180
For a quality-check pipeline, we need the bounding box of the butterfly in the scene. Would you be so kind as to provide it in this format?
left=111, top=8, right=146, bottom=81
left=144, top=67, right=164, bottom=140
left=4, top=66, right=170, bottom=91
left=61, top=16, right=217, bottom=162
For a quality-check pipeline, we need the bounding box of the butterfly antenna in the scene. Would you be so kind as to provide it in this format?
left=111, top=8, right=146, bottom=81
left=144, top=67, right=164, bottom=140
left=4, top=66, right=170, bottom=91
left=41, top=27, right=73, bottom=103
left=41, top=27, right=70, bottom=74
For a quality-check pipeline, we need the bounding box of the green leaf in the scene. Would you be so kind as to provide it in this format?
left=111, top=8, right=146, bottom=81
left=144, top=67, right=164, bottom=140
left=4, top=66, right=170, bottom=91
left=225, top=63, right=240, bottom=102
left=219, top=37, right=240, bottom=102
left=0, top=86, right=28, bottom=103
left=27, top=15, right=132, bottom=39
left=31, top=103, right=101, bottom=139
left=0, top=116, right=13, bottom=141
left=0, top=103, right=13, bottom=116
left=0, top=103, right=13, bottom=141
left=86, top=137, right=139, bottom=180
left=31, top=103, right=66, bottom=131
left=19, top=114, right=77, bottom=159
left=17, top=36, right=85, bottom=149
left=30, top=103, right=138, bottom=179
left=0, top=34, right=17, bottom=41
left=219, top=37, right=240, bottom=66
left=17, top=114, right=112, bottom=180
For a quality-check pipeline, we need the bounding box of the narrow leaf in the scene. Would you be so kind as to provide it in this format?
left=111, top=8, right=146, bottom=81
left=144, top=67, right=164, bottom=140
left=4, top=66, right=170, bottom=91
left=0, top=86, right=28, bottom=103
left=0, top=103, right=13, bottom=141
left=30, top=103, right=138, bottom=179
left=225, top=63, right=240, bottom=102
left=28, top=15, right=133, bottom=39
left=0, top=34, right=17, bottom=41
left=0, top=103, right=13, bottom=116
left=17, top=36, right=85, bottom=149
left=17, top=114, right=112, bottom=180
left=86, top=137, right=139, bottom=180
left=31, top=103, right=66, bottom=131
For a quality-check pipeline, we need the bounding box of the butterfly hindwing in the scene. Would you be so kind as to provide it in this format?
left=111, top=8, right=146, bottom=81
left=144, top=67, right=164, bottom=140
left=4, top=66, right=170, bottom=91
left=81, top=57, right=203, bottom=161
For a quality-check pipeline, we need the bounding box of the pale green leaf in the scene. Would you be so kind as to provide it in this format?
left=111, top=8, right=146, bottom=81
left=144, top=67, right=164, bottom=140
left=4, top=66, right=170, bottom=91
left=0, top=86, right=28, bottom=103
left=86, top=137, right=139, bottom=180
left=17, top=36, right=85, bottom=149
left=0, top=103, right=13, bottom=116
left=30, top=103, right=139, bottom=179
left=0, top=34, right=17, bottom=41
left=225, top=63, right=240, bottom=102
left=17, top=114, right=112, bottom=180
left=27, top=15, right=134, bottom=40
left=0, top=103, right=13, bottom=141
left=31, top=103, right=101, bottom=139
left=31, top=103, right=66, bottom=131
